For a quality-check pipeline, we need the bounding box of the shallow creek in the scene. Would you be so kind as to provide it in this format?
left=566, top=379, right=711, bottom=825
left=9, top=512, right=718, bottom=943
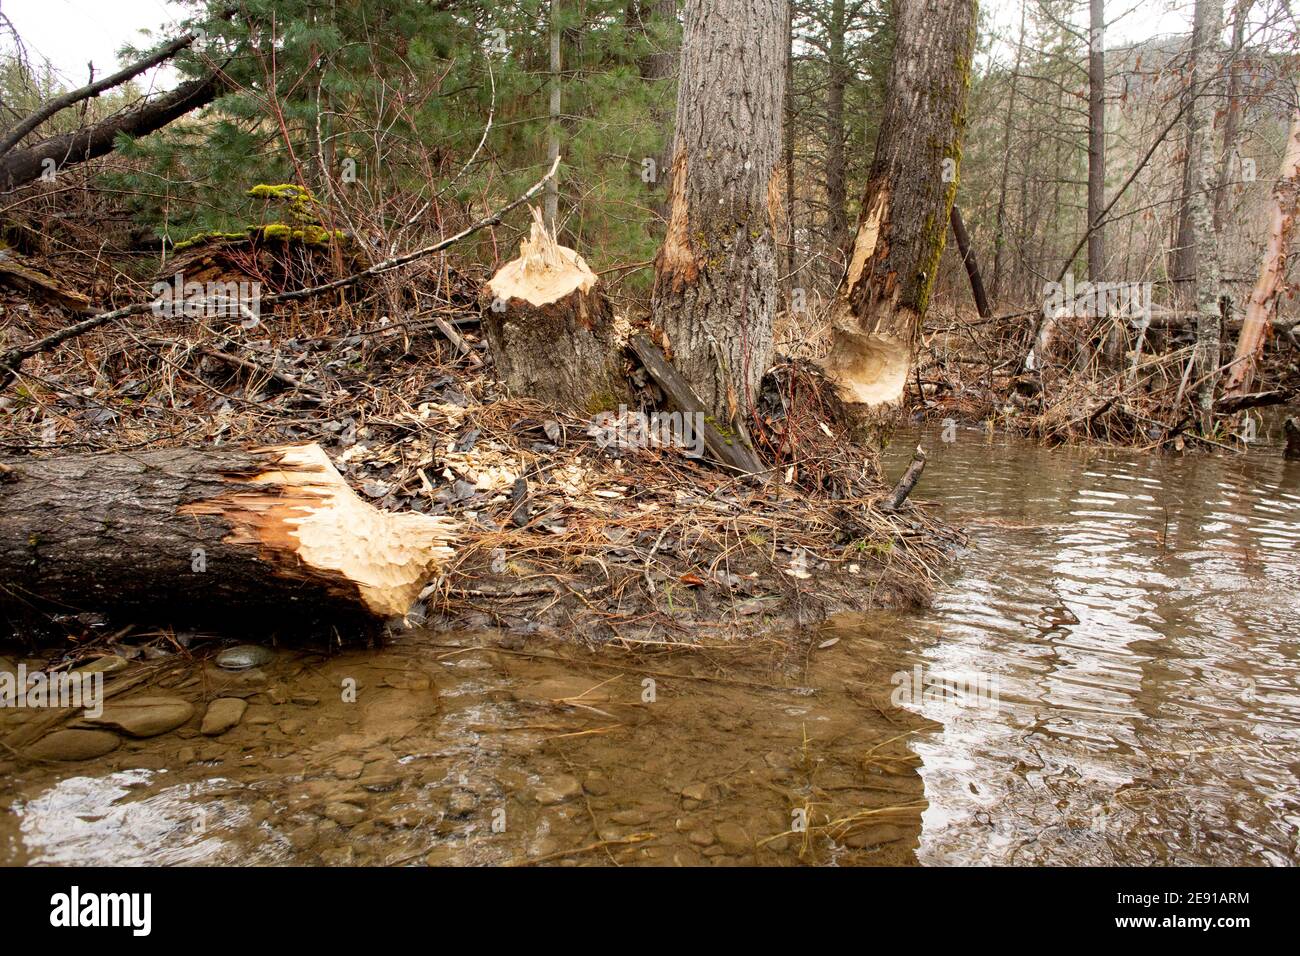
left=1, top=421, right=1298, bottom=865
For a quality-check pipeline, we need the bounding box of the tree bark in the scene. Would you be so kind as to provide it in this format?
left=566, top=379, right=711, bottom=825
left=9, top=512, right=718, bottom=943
left=821, top=0, right=975, bottom=407
left=651, top=0, right=788, bottom=443
left=1213, top=0, right=1253, bottom=233
left=482, top=208, right=627, bottom=413
left=0, top=71, right=226, bottom=192
left=825, top=0, right=850, bottom=254
left=545, top=0, right=562, bottom=231
left=1087, top=0, right=1107, bottom=282
left=0, top=444, right=456, bottom=636
left=991, top=1, right=1026, bottom=302
left=951, top=204, right=991, bottom=318
left=1187, top=0, right=1226, bottom=427
left=1221, top=82, right=1300, bottom=399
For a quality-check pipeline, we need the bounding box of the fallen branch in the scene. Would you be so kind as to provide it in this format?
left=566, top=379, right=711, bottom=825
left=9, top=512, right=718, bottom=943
left=883, top=445, right=927, bottom=512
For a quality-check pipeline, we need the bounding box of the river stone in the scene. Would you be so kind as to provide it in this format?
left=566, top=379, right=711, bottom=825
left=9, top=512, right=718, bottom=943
left=84, top=696, right=194, bottom=737
left=215, top=645, right=274, bottom=671
left=844, top=823, right=908, bottom=849
left=200, top=698, right=247, bottom=736
left=27, top=729, right=121, bottom=761
left=534, top=774, right=582, bottom=805
left=715, top=821, right=752, bottom=854
left=323, top=802, right=366, bottom=827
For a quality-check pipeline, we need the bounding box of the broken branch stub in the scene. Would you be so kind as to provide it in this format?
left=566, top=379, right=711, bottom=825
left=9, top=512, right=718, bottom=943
left=480, top=207, right=626, bottom=414
left=0, top=443, right=456, bottom=636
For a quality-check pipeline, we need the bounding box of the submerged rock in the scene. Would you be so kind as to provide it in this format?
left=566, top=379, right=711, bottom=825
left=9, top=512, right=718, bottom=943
left=28, top=729, right=121, bottom=761
left=215, top=645, right=274, bottom=671
left=200, top=698, right=248, bottom=736
left=82, top=696, right=194, bottom=737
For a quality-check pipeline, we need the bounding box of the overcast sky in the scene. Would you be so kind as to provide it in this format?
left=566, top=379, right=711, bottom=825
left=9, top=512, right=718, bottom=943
left=2, top=0, right=1200, bottom=87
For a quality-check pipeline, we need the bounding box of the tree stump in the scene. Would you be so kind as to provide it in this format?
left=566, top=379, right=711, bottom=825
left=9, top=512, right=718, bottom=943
left=480, top=208, right=626, bottom=414
left=0, top=443, right=456, bottom=637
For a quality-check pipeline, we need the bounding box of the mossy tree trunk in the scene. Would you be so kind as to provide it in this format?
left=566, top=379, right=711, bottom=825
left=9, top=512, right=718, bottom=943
left=651, top=0, right=789, bottom=448
left=821, top=0, right=976, bottom=407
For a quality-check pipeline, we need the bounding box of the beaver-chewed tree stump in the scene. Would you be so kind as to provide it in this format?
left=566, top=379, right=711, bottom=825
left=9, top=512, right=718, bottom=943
left=0, top=443, right=456, bottom=637
left=480, top=207, right=627, bottom=414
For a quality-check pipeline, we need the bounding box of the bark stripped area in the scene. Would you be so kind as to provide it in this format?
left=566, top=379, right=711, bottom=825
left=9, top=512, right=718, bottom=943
left=650, top=0, right=788, bottom=435
left=822, top=0, right=976, bottom=408
left=0, top=443, right=456, bottom=636
left=1222, top=81, right=1300, bottom=399
left=481, top=208, right=626, bottom=413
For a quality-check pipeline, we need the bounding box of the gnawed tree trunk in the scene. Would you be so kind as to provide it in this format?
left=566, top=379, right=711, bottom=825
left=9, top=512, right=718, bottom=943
left=821, top=0, right=975, bottom=406
left=0, top=71, right=226, bottom=192
left=651, top=0, right=788, bottom=447
left=1222, top=83, right=1300, bottom=400
left=0, top=444, right=456, bottom=635
left=950, top=204, right=991, bottom=318
left=481, top=208, right=627, bottom=413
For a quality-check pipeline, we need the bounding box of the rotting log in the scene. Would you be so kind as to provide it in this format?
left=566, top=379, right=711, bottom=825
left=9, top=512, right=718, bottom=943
left=480, top=207, right=626, bottom=414
left=0, top=443, right=456, bottom=636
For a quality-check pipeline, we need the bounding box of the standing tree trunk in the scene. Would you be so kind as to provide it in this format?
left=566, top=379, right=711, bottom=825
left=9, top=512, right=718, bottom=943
left=1087, top=0, right=1107, bottom=283
left=1221, top=82, right=1300, bottom=399
left=821, top=0, right=976, bottom=407
left=825, top=0, right=850, bottom=255
left=1214, top=0, right=1253, bottom=233
left=1172, top=2, right=1214, bottom=304
left=991, top=0, right=1027, bottom=302
left=651, top=0, right=788, bottom=443
left=544, top=0, right=563, bottom=231
left=1186, top=0, right=1225, bottom=426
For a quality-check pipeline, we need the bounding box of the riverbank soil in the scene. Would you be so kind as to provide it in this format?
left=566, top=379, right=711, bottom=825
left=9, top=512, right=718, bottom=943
left=2, top=265, right=956, bottom=647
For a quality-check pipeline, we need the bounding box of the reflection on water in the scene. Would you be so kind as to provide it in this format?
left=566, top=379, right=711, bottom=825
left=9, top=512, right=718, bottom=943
left=882, top=419, right=1300, bottom=865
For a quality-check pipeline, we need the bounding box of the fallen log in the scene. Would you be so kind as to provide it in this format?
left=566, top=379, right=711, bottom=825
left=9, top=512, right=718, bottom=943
left=0, top=443, right=456, bottom=636
left=480, top=207, right=627, bottom=413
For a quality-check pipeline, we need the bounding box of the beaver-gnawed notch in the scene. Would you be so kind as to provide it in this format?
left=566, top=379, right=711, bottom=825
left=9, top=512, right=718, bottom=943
left=0, top=443, right=456, bottom=638
left=479, top=207, right=626, bottom=414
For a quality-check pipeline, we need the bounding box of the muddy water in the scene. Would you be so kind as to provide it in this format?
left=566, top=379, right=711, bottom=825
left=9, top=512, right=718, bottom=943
left=2, top=422, right=1298, bottom=866
left=873, top=418, right=1300, bottom=865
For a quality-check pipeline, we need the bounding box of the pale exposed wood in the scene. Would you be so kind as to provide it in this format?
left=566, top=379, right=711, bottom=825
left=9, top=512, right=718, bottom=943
left=0, top=443, right=456, bottom=634
left=1222, top=82, right=1300, bottom=399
